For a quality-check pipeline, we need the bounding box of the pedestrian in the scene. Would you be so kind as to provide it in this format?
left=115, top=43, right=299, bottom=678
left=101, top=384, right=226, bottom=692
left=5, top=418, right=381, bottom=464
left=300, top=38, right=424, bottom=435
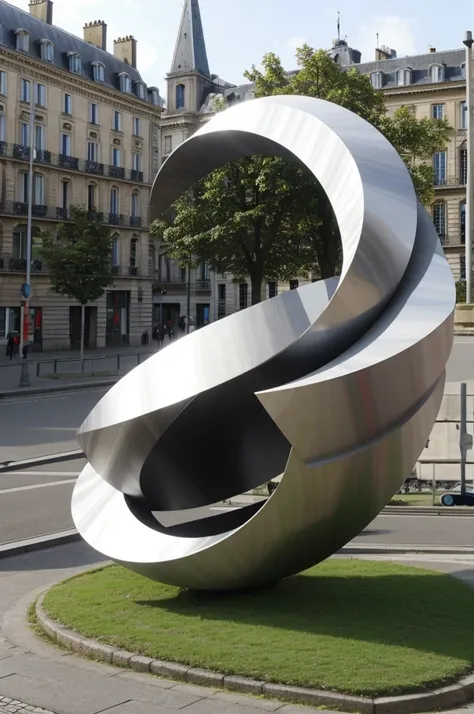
left=13, top=332, right=20, bottom=358
left=6, top=332, right=14, bottom=360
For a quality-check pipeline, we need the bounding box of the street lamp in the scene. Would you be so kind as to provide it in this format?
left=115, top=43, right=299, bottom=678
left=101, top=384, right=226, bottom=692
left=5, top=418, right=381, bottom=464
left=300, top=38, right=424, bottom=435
left=18, top=78, right=35, bottom=387
left=463, top=31, right=474, bottom=303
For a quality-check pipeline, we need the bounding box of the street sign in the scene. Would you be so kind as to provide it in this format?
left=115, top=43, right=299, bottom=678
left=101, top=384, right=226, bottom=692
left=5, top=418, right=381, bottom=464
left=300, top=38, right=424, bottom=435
left=20, top=283, right=31, bottom=300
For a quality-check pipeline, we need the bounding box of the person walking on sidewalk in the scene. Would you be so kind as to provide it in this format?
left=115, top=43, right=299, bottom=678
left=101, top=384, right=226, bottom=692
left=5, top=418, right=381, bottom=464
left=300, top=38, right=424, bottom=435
left=6, top=332, right=15, bottom=360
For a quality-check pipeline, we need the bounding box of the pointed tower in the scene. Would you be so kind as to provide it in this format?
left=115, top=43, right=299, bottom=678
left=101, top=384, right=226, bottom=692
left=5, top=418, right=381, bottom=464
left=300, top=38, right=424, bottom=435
left=166, top=0, right=213, bottom=116
left=170, top=0, right=210, bottom=77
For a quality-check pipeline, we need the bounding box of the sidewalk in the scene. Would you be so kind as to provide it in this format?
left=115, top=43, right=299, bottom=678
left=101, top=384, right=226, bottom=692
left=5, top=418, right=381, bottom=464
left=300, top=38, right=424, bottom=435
left=0, top=344, right=163, bottom=396
left=1, top=542, right=474, bottom=714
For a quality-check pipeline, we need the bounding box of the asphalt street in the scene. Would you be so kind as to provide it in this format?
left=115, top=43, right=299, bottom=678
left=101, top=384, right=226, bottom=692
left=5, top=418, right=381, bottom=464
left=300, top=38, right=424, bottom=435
left=0, top=337, right=472, bottom=546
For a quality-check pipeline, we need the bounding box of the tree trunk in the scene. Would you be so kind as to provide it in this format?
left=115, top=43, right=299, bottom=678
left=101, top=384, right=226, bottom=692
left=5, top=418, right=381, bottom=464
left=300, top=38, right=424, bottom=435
left=80, top=303, right=85, bottom=365
left=251, top=276, right=263, bottom=305
left=316, top=204, right=341, bottom=279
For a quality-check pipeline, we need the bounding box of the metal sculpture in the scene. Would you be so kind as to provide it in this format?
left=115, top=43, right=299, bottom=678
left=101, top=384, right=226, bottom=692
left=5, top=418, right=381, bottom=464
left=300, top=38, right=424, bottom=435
left=72, top=95, right=455, bottom=590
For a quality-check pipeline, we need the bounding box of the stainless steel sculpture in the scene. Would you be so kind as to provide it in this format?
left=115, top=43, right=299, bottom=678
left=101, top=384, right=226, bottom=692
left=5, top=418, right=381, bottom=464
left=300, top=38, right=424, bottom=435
left=72, top=95, right=455, bottom=590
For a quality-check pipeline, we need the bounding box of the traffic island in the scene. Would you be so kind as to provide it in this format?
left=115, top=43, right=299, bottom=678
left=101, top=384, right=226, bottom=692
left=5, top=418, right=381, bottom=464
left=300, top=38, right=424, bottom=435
left=35, top=559, right=474, bottom=714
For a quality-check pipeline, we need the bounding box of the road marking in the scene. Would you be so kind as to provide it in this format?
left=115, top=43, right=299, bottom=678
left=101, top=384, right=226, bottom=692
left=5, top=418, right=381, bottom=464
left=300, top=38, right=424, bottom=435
left=0, top=471, right=81, bottom=477
left=0, top=479, right=76, bottom=494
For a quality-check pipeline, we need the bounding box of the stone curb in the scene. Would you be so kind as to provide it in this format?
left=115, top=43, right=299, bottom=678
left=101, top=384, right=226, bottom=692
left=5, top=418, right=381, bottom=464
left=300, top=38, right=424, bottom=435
left=0, top=378, right=118, bottom=399
left=35, top=594, right=474, bottom=714
left=0, top=530, right=81, bottom=560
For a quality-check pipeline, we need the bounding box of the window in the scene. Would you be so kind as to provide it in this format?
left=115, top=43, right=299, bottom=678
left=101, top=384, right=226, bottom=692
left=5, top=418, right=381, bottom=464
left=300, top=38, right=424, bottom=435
left=268, top=281, right=278, bottom=298
left=176, top=83, right=185, bottom=109
left=289, top=279, right=299, bottom=290
left=0, top=71, right=7, bottom=96
left=130, top=237, right=138, bottom=267
left=217, top=284, right=226, bottom=319
left=460, top=148, right=467, bottom=185
left=19, top=171, right=28, bottom=202
left=111, top=235, right=119, bottom=266
left=119, top=73, right=132, bottom=93
left=20, top=122, right=29, bottom=147
left=432, top=104, right=444, bottom=120
left=34, top=173, right=44, bottom=204
left=433, top=151, right=446, bottom=185
left=0, top=114, right=5, bottom=142
left=68, top=53, right=82, bottom=74
left=132, top=153, right=141, bottom=171
left=20, top=78, right=30, bottom=103
left=370, top=71, right=383, bottom=89
left=131, top=192, right=139, bottom=217
left=0, top=308, right=5, bottom=339
left=89, top=103, right=99, bottom=125
left=61, top=180, right=69, bottom=210
left=35, top=83, right=46, bottom=107
left=239, top=283, right=248, bottom=310
left=164, top=135, right=172, bottom=155
left=150, top=88, right=160, bottom=106
left=60, top=133, right=71, bottom=156
left=111, top=147, right=121, bottom=167
left=396, top=68, right=412, bottom=86
left=461, top=62, right=466, bottom=80
left=35, top=124, right=45, bottom=150
left=87, top=141, right=99, bottom=162
left=16, top=30, right=30, bottom=52
left=113, top=110, right=121, bottom=131
left=432, top=201, right=446, bottom=242
left=92, top=62, right=105, bottom=82
left=461, top=201, right=466, bottom=244
left=40, top=40, right=54, bottom=62
left=133, top=117, right=141, bottom=136
left=110, top=187, right=119, bottom=215
left=461, top=101, right=467, bottom=130
left=135, top=82, right=145, bottom=99
left=460, top=255, right=466, bottom=281
left=63, top=93, right=72, bottom=115
left=87, top=184, right=96, bottom=211
left=430, top=64, right=444, bottom=83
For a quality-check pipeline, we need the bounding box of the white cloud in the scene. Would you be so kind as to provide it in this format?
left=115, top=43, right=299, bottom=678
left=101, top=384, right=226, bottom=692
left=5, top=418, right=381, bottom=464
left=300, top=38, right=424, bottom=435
left=353, top=15, right=417, bottom=64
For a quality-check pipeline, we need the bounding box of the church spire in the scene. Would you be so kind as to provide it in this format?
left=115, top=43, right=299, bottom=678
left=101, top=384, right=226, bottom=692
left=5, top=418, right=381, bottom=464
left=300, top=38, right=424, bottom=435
left=170, top=0, right=210, bottom=77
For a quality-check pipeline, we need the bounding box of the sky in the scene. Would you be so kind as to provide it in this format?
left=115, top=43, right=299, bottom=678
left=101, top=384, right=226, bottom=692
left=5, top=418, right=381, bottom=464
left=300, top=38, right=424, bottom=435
left=6, top=0, right=474, bottom=91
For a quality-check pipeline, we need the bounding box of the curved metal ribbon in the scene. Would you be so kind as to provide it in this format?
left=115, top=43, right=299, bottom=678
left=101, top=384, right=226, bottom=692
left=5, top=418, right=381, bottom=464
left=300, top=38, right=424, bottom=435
left=72, top=95, right=455, bottom=590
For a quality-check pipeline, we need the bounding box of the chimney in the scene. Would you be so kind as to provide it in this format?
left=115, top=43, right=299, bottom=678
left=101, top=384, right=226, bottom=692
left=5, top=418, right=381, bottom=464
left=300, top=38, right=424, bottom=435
left=83, top=20, right=107, bottom=51
left=113, top=36, right=137, bottom=68
left=375, top=45, right=397, bottom=61
left=28, top=0, right=53, bottom=24
left=429, top=46, right=436, bottom=53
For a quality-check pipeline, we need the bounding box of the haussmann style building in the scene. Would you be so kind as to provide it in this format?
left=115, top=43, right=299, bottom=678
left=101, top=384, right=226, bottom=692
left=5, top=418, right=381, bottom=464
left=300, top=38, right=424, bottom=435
left=0, top=0, right=164, bottom=351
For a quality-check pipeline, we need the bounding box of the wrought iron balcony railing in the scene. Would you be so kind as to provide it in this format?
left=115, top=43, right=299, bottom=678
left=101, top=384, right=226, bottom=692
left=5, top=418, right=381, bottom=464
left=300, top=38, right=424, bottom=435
left=0, top=201, right=145, bottom=228
left=434, top=176, right=468, bottom=188
left=0, top=142, right=145, bottom=183
left=0, top=255, right=152, bottom=278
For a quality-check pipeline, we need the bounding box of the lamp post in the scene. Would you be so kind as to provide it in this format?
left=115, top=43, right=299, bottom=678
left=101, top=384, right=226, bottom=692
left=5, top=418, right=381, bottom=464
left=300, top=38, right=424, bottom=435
left=18, top=79, right=35, bottom=387
left=463, top=31, right=474, bottom=303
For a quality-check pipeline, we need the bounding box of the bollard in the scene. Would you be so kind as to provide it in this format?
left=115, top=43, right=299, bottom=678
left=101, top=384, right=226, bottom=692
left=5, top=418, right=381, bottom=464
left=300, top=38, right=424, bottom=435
left=19, top=361, right=31, bottom=387
left=117, top=354, right=121, bottom=371
left=81, top=358, right=85, bottom=374
left=36, top=362, right=40, bottom=378
left=137, top=352, right=142, bottom=365
left=54, top=358, right=57, bottom=374
left=92, top=356, right=95, bottom=376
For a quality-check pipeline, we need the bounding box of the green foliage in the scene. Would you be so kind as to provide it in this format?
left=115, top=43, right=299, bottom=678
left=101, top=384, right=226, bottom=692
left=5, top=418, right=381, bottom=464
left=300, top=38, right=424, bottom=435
left=456, top=280, right=466, bottom=304
left=152, top=45, right=452, bottom=301
left=39, top=205, right=114, bottom=305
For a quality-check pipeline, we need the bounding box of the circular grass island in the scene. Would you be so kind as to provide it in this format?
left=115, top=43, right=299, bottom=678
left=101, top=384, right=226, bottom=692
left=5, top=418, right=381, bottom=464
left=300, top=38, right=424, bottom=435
left=41, top=558, right=474, bottom=698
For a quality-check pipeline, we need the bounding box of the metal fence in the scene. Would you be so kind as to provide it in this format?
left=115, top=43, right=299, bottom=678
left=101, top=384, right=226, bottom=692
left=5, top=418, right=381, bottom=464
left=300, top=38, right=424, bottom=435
left=0, top=349, right=155, bottom=379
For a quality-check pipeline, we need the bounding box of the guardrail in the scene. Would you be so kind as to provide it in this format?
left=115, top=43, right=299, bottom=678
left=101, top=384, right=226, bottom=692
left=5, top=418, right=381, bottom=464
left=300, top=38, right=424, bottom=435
left=0, top=449, right=84, bottom=473
left=0, top=349, right=155, bottom=378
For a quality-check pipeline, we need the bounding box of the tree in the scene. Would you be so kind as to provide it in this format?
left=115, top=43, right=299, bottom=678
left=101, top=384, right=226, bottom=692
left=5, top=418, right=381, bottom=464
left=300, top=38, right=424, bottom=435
left=39, top=206, right=114, bottom=361
left=153, top=46, right=451, bottom=301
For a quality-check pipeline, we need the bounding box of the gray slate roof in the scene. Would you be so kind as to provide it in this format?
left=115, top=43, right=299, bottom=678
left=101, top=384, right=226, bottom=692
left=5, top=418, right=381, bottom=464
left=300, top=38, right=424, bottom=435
left=353, top=48, right=465, bottom=88
left=0, top=0, right=162, bottom=104
left=170, top=0, right=210, bottom=77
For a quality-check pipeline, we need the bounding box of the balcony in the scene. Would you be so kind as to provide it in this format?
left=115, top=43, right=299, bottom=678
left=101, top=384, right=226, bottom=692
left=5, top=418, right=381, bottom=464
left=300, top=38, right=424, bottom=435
left=1, top=143, right=146, bottom=183
left=0, top=201, right=147, bottom=229
left=153, top=275, right=187, bottom=293
left=130, top=216, right=141, bottom=228
left=195, top=278, right=211, bottom=294
left=434, top=176, right=467, bottom=189
left=111, top=264, right=150, bottom=278
left=0, top=254, right=45, bottom=273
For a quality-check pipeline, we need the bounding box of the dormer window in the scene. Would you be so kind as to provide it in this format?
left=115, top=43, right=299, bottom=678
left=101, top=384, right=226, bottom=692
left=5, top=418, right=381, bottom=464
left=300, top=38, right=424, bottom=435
left=119, top=72, right=132, bottom=93
left=149, top=87, right=161, bottom=106
left=396, top=68, right=412, bottom=86
left=244, top=90, right=255, bottom=101
left=92, top=62, right=105, bottom=82
left=15, top=29, right=30, bottom=53
left=461, top=62, right=466, bottom=80
left=68, top=52, right=82, bottom=74
left=135, top=81, right=146, bottom=99
left=370, top=71, right=383, bottom=89
left=40, top=39, right=54, bottom=62
left=429, top=64, right=445, bottom=83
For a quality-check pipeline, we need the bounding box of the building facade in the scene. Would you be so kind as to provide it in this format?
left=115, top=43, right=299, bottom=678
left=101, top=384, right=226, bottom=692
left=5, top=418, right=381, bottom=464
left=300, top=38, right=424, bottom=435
left=0, top=0, right=164, bottom=350
left=156, top=0, right=469, bottom=326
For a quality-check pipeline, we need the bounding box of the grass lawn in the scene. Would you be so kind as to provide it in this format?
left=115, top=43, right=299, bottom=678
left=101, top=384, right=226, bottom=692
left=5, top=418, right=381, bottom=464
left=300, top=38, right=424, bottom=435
left=390, top=493, right=440, bottom=506
left=42, top=559, right=474, bottom=697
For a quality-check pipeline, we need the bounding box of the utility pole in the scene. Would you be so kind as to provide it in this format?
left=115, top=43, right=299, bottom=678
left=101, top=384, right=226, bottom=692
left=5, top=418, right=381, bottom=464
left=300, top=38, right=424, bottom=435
left=19, top=78, right=35, bottom=387
left=463, top=32, right=474, bottom=303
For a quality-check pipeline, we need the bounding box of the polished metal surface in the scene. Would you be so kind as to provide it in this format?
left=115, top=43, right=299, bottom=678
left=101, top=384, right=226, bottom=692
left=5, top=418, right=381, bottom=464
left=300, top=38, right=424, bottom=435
left=72, top=95, right=455, bottom=590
